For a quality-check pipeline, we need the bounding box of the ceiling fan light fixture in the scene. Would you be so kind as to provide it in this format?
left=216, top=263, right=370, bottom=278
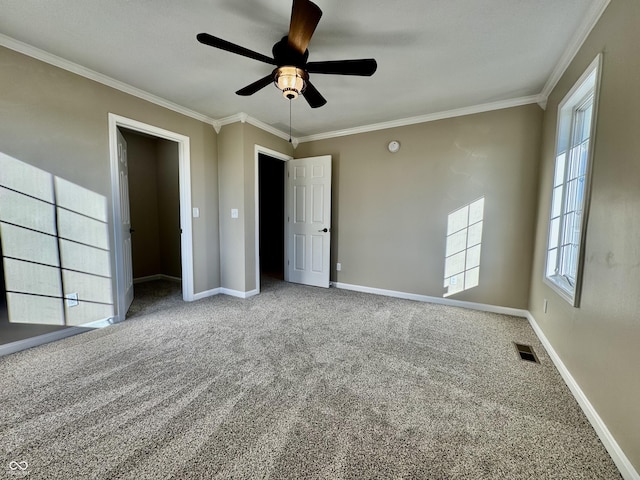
left=275, top=66, right=307, bottom=99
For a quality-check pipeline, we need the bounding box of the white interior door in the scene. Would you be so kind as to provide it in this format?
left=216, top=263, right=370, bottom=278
left=117, top=129, right=134, bottom=311
left=286, top=155, right=332, bottom=288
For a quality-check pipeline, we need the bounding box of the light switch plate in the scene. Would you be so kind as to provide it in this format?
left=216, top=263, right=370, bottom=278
left=231, top=208, right=239, bottom=218
left=192, top=207, right=200, bottom=218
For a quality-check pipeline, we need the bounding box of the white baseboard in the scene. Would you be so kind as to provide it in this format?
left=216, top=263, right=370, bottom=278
left=191, top=287, right=259, bottom=301
left=134, top=274, right=182, bottom=284
left=526, top=312, right=639, bottom=480
left=331, top=282, right=528, bottom=318
left=0, top=327, right=90, bottom=357
left=80, top=317, right=115, bottom=329
left=192, top=288, right=221, bottom=301
left=220, top=288, right=259, bottom=299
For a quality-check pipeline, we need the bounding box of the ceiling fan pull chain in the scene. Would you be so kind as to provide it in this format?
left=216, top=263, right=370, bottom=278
left=289, top=98, right=292, bottom=143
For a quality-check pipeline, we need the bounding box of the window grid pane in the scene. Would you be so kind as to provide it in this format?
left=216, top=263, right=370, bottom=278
left=554, top=153, right=566, bottom=187
left=545, top=67, right=597, bottom=305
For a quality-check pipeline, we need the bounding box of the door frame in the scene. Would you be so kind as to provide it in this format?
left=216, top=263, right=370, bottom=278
left=108, top=113, right=194, bottom=322
left=254, top=145, right=293, bottom=294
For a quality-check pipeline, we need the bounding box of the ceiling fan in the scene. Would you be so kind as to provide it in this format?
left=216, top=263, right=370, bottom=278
left=197, top=0, right=377, bottom=108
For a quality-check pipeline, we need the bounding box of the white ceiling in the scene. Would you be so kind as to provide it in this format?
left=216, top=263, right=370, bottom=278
left=0, top=0, right=604, bottom=138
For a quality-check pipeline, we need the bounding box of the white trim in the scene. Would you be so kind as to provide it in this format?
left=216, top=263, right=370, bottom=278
left=0, top=32, right=558, bottom=145
left=192, top=287, right=222, bottom=301
left=108, top=113, right=195, bottom=323
left=543, top=53, right=602, bottom=308
left=297, top=95, right=542, bottom=143
left=539, top=0, right=611, bottom=102
left=133, top=274, right=182, bottom=284
left=0, top=34, right=218, bottom=127
left=80, top=317, right=115, bottom=329
left=254, top=145, right=293, bottom=294
left=0, top=327, right=91, bottom=357
left=220, top=288, right=259, bottom=299
left=526, top=313, right=639, bottom=480
left=191, top=287, right=259, bottom=300
left=331, top=282, right=528, bottom=318
left=0, top=1, right=611, bottom=147
left=219, top=112, right=293, bottom=143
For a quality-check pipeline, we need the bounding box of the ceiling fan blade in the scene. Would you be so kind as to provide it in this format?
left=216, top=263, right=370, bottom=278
left=306, top=59, right=378, bottom=76
left=236, top=74, right=275, bottom=96
left=288, top=0, right=323, bottom=55
left=197, top=33, right=275, bottom=65
left=302, top=80, right=327, bottom=108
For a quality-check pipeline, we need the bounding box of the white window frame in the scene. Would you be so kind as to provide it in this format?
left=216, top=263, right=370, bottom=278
left=544, top=54, right=602, bottom=307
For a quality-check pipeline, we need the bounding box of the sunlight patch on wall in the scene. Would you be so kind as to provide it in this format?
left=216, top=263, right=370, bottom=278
left=0, top=152, right=113, bottom=327
left=443, top=197, right=484, bottom=297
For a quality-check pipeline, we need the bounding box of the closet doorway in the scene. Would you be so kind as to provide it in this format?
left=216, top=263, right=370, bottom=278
left=119, top=128, right=182, bottom=318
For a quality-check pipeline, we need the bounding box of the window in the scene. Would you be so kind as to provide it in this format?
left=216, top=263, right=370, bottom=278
left=444, top=197, right=484, bottom=297
left=545, top=54, right=601, bottom=306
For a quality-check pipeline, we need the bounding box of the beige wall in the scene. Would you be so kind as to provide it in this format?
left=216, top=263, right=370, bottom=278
left=217, top=122, right=292, bottom=292
left=218, top=123, right=246, bottom=292
left=0, top=47, right=220, bottom=303
left=528, top=0, right=640, bottom=470
left=157, top=139, right=181, bottom=278
left=124, top=132, right=181, bottom=280
left=296, top=104, right=543, bottom=309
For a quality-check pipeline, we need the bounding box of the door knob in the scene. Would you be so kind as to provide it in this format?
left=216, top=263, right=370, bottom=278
left=318, top=228, right=328, bottom=233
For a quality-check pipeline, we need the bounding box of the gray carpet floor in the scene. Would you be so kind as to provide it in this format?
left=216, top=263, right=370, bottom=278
left=126, top=279, right=183, bottom=320
left=0, top=279, right=621, bottom=479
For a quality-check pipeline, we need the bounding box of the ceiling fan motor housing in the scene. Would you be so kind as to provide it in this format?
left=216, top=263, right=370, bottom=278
left=272, top=36, right=309, bottom=67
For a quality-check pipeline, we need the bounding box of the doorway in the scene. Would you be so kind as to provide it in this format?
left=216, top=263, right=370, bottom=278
left=254, top=146, right=292, bottom=293
left=119, top=128, right=182, bottom=318
left=259, top=153, right=286, bottom=281
left=108, top=114, right=194, bottom=322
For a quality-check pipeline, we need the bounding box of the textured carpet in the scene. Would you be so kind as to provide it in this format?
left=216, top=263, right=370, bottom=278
left=0, top=280, right=621, bottom=479
left=126, top=279, right=183, bottom=319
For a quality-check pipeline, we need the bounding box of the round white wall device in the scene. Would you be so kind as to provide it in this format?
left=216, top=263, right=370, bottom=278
left=388, top=140, right=400, bottom=153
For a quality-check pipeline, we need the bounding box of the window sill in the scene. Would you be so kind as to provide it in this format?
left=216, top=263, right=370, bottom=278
left=544, top=274, right=578, bottom=307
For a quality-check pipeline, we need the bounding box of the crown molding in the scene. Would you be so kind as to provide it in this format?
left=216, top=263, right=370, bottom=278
left=297, top=95, right=542, bottom=143
left=0, top=33, right=219, bottom=127
left=539, top=0, right=611, bottom=102
left=217, top=112, right=294, bottom=143
left=5, top=16, right=607, bottom=147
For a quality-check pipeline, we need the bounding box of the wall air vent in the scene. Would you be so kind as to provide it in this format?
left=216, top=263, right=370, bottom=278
left=514, top=342, right=539, bottom=363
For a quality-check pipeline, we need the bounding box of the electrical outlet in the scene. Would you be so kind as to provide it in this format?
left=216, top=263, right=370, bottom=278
left=336, top=263, right=341, bottom=271
left=65, top=293, right=79, bottom=307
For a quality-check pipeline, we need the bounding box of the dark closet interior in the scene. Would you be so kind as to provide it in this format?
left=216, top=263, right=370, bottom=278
left=258, top=153, right=285, bottom=280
